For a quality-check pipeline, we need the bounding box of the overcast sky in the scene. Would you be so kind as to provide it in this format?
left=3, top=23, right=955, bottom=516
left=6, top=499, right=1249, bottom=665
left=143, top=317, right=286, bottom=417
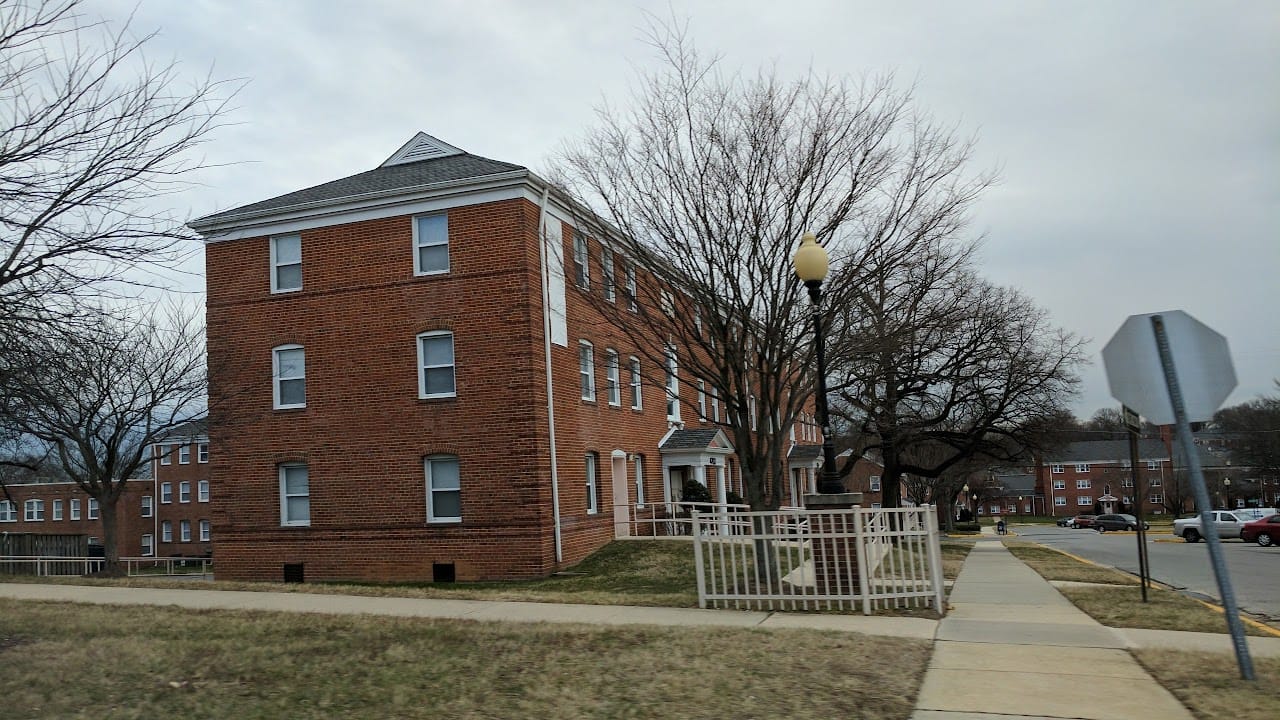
left=93, top=0, right=1279, bottom=417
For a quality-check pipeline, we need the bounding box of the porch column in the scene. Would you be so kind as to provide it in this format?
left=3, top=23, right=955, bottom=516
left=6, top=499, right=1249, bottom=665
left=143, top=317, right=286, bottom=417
left=716, top=463, right=728, bottom=535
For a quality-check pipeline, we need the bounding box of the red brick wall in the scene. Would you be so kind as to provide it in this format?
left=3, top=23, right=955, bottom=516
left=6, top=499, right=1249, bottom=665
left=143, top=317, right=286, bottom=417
left=152, top=441, right=214, bottom=556
left=0, top=480, right=152, bottom=556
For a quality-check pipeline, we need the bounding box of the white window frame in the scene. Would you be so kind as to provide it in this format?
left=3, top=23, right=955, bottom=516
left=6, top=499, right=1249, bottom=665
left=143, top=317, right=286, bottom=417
left=142, top=495, right=153, bottom=517
left=161, top=520, right=172, bottom=543
left=605, top=349, right=621, bottom=406
left=749, top=395, right=758, bottom=431
left=1076, top=479, right=1091, bottom=490
left=710, top=387, right=720, bottom=423
left=160, top=444, right=172, bottom=465
left=161, top=482, right=172, bottom=504
left=1146, top=460, right=1160, bottom=470
left=141, top=533, right=154, bottom=557
left=1054, top=496, right=1067, bottom=506
left=585, top=452, right=599, bottom=515
left=412, top=213, right=450, bottom=276
left=573, top=232, right=590, bottom=289
left=0, top=501, right=15, bottom=522
left=425, top=455, right=462, bottom=524
left=625, top=262, right=638, bottom=312
left=660, top=290, right=674, bottom=317
left=200, top=519, right=211, bottom=541
left=869, top=476, right=882, bottom=492
left=180, top=519, right=192, bottom=542
left=69, top=498, right=80, bottom=521
left=1150, top=494, right=1163, bottom=505
left=697, top=381, right=707, bottom=421
left=198, top=480, right=210, bottom=503
left=629, top=356, right=643, bottom=410
left=634, top=454, right=645, bottom=508
left=1077, top=496, right=1093, bottom=506
left=52, top=499, right=63, bottom=521
left=417, top=331, right=457, bottom=399
left=87, top=498, right=98, bottom=520
left=579, top=341, right=596, bottom=401
left=273, top=344, right=307, bottom=409
left=198, top=443, right=209, bottom=463
left=24, top=499, right=44, bottom=521
left=1075, top=463, right=1090, bottom=473
left=178, top=445, right=191, bottom=465
left=1149, top=476, right=1161, bottom=487
left=665, top=346, right=680, bottom=422
left=601, top=246, right=615, bottom=302
left=1050, top=464, right=1064, bottom=473
left=270, top=233, right=302, bottom=293
left=179, top=481, right=191, bottom=503
left=279, top=463, right=311, bottom=527
left=1053, top=479, right=1066, bottom=490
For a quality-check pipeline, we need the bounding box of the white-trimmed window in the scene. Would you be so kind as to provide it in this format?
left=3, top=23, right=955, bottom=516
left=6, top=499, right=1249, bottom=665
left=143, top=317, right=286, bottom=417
left=585, top=452, right=599, bottom=514
left=199, top=519, right=211, bottom=541
left=0, top=501, right=15, bottom=522
left=573, top=232, right=590, bottom=289
left=160, top=444, right=172, bottom=465
left=1077, top=496, right=1093, bottom=506
left=161, top=482, right=173, bottom=504
left=1076, top=479, right=1091, bottom=489
left=1149, top=476, right=1161, bottom=487
left=161, top=520, right=172, bottom=542
left=660, top=290, right=674, bottom=317
left=413, top=213, right=449, bottom=275
left=1053, top=479, right=1066, bottom=490
left=180, top=519, right=192, bottom=542
left=179, top=481, right=191, bottom=503
left=24, top=499, right=43, bottom=521
left=870, top=476, right=881, bottom=492
left=273, top=345, right=306, bottom=409
left=270, top=233, right=302, bottom=293
left=87, top=498, right=99, bottom=519
left=425, top=455, right=462, bottom=523
left=1147, top=460, right=1160, bottom=470
left=697, top=381, right=707, bottom=420
left=625, top=262, right=638, bottom=312
left=1075, top=463, right=1090, bottom=473
left=142, top=495, right=153, bottom=517
left=665, top=346, right=679, bottom=422
left=179, top=445, right=191, bottom=464
left=198, top=443, right=209, bottom=463
left=605, top=349, right=621, bottom=406
left=1150, top=494, right=1163, bottom=505
left=710, top=386, right=720, bottom=423
left=1051, top=464, right=1064, bottom=473
left=749, top=395, right=758, bottom=431
left=634, top=454, right=645, bottom=507
left=141, top=534, right=154, bottom=556
left=198, top=480, right=210, bottom=503
left=280, top=464, right=310, bottom=527
left=52, top=499, right=63, bottom=521
left=579, top=341, right=596, bottom=401
left=1054, top=496, right=1067, bottom=506
left=69, top=498, right=81, bottom=520
left=601, top=246, right=615, bottom=301
left=629, top=357, right=643, bottom=410
left=1122, top=495, right=1132, bottom=505
left=1122, top=478, right=1134, bottom=487
left=417, top=331, right=456, bottom=398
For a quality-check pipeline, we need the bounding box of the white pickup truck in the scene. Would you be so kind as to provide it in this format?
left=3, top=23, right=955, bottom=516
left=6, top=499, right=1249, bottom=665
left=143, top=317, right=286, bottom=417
left=1172, top=510, right=1261, bottom=542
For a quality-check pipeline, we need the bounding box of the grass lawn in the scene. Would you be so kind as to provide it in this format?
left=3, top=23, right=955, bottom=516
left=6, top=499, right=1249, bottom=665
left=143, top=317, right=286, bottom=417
left=939, top=540, right=971, bottom=581
left=1058, top=584, right=1272, bottom=637
left=1003, top=542, right=1139, bottom=585
left=1135, top=650, right=1280, bottom=720
left=0, top=598, right=930, bottom=720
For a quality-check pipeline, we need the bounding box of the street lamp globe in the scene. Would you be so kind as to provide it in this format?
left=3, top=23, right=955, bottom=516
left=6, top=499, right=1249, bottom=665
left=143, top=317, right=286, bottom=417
left=793, top=232, right=829, bottom=286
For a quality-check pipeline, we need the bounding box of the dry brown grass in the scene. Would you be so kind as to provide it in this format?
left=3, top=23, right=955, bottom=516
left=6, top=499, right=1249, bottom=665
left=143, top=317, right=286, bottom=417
left=0, top=598, right=931, bottom=720
left=940, top=540, right=972, bottom=581
left=1135, top=649, right=1280, bottom=719
left=1003, top=542, right=1139, bottom=585
left=1058, top=584, right=1272, bottom=637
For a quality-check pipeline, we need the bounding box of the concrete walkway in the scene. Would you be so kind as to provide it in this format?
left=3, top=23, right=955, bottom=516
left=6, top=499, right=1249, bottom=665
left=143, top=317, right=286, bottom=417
left=911, top=540, right=1194, bottom=720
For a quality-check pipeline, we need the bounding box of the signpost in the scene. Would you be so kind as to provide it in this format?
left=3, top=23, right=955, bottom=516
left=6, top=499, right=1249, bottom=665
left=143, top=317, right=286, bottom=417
left=1102, top=310, right=1253, bottom=680
left=1122, top=405, right=1151, bottom=603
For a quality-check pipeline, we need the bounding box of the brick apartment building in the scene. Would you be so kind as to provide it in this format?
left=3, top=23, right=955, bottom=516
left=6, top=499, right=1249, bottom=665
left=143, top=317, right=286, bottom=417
left=1038, top=439, right=1173, bottom=517
left=0, top=421, right=213, bottom=558
left=190, top=132, right=821, bottom=583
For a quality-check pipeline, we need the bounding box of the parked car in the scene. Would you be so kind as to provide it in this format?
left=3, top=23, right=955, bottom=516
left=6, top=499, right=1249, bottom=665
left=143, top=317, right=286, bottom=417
left=1093, top=513, right=1150, bottom=532
left=1066, top=514, right=1096, bottom=529
left=1173, top=510, right=1254, bottom=542
left=1240, top=514, right=1280, bottom=546
left=1055, top=516, right=1072, bottom=527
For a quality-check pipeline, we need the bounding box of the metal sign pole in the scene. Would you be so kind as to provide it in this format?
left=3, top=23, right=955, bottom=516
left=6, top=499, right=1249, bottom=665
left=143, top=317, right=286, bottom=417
left=1151, top=315, right=1254, bottom=680
left=1124, top=406, right=1149, bottom=603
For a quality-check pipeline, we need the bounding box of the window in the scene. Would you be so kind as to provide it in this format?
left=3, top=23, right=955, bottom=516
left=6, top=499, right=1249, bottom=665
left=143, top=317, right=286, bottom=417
left=579, top=341, right=596, bottom=401
left=198, top=443, right=209, bottom=463
left=660, top=290, right=674, bottom=317
left=161, top=482, right=173, bottom=504
left=665, top=347, right=679, bottom=422
left=417, top=331, right=456, bottom=398
left=697, top=381, right=706, bottom=420
left=0, top=501, right=14, bottom=522
left=1053, top=480, right=1066, bottom=490
left=629, top=357, right=642, bottom=409
left=1150, top=494, right=1163, bottom=505
left=710, top=386, right=720, bottom=423
left=70, top=499, right=80, bottom=520
left=160, top=444, right=172, bottom=465
left=199, top=519, right=211, bottom=541
left=625, top=262, right=638, bottom=312
left=273, top=345, right=306, bottom=409
left=24, top=499, right=43, bottom=521
left=270, top=234, right=302, bottom=292
left=573, top=232, right=590, bottom=289
left=87, top=498, right=98, bottom=519
left=425, top=455, right=462, bottom=523
left=749, top=395, right=758, bottom=431
left=280, top=464, right=310, bottom=526
left=161, top=520, right=173, bottom=542
left=198, top=480, right=210, bottom=503
left=601, top=246, right=615, bottom=301
left=694, top=312, right=703, bottom=339
left=52, top=499, right=63, bottom=521
left=179, top=481, right=191, bottom=503
left=179, top=445, right=191, bottom=464
left=1077, top=496, right=1093, bottom=506
left=142, top=495, right=153, bottom=517
left=634, top=454, right=645, bottom=507
left=1051, top=464, right=1064, bottom=474
left=1147, top=460, right=1160, bottom=470
left=605, top=349, right=620, bottom=406
left=1149, top=477, right=1161, bottom=487
left=585, top=452, right=599, bottom=514
left=413, top=213, right=449, bottom=275
left=1122, top=478, right=1134, bottom=488
left=180, top=519, right=192, bottom=542
left=1122, top=495, right=1132, bottom=504
left=1075, top=463, right=1090, bottom=473
left=869, top=476, right=881, bottom=492
left=1076, top=479, right=1091, bottom=490
left=1054, top=496, right=1067, bottom=506
left=141, top=534, right=154, bottom=557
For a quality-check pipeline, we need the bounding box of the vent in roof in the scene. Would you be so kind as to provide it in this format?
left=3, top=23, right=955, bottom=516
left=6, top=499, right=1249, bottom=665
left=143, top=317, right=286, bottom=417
left=381, top=132, right=465, bottom=167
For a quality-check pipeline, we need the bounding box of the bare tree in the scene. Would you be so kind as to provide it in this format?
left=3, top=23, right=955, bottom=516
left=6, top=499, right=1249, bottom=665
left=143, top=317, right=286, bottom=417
left=1214, top=386, right=1280, bottom=484
left=554, top=19, right=944, bottom=510
left=2, top=304, right=206, bottom=572
left=0, top=0, right=234, bottom=321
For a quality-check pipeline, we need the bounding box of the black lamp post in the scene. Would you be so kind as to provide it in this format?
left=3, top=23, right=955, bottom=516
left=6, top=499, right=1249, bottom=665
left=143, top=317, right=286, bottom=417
left=793, top=232, right=842, bottom=494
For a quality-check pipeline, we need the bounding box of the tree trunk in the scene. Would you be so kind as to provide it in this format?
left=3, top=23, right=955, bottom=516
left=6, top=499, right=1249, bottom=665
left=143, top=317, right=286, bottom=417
left=96, top=495, right=125, bottom=577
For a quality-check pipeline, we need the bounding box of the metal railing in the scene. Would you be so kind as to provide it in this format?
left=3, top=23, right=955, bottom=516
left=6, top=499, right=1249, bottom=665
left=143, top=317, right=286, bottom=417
left=616, top=501, right=750, bottom=537
left=692, top=505, right=945, bottom=615
left=0, top=555, right=212, bottom=578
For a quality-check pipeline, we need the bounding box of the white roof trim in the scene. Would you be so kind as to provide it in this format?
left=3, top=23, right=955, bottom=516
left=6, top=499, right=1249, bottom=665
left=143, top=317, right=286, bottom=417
left=381, top=132, right=464, bottom=167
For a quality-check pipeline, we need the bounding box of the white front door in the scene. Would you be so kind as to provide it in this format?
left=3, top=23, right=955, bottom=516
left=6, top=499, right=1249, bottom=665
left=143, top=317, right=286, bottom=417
left=612, top=454, right=630, bottom=538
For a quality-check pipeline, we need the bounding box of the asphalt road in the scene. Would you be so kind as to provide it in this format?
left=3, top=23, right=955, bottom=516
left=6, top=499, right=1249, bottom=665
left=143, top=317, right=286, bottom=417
left=1014, top=524, right=1280, bottom=621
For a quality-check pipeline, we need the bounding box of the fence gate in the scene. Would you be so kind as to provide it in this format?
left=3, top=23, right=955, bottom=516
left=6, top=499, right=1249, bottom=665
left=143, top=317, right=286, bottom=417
left=692, top=506, right=946, bottom=615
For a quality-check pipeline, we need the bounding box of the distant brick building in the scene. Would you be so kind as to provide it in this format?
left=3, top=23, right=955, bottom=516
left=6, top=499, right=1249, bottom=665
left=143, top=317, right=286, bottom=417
left=1036, top=439, right=1172, bottom=516
left=190, top=132, right=818, bottom=583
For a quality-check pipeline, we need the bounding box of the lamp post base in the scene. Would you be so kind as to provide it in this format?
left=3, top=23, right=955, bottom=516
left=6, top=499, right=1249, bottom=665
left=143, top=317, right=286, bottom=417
left=803, top=493, right=865, bottom=595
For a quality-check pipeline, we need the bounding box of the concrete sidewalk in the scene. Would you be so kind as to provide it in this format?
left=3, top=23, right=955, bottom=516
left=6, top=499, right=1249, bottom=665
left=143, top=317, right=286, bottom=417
left=911, top=540, right=1193, bottom=720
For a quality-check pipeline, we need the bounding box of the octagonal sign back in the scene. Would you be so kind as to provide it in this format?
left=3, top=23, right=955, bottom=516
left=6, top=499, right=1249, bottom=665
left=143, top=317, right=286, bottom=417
left=1101, top=310, right=1236, bottom=426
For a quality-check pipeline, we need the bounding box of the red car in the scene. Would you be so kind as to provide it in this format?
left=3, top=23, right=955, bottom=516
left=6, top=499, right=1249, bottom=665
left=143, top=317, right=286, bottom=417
left=1067, top=514, right=1097, bottom=529
left=1240, top=514, right=1280, bottom=547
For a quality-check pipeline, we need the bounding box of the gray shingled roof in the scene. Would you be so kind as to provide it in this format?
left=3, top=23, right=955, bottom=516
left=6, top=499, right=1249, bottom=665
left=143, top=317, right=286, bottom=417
left=788, top=445, right=823, bottom=461
left=190, top=153, right=525, bottom=228
left=157, top=418, right=208, bottom=441
left=991, top=474, right=1037, bottom=496
left=1050, top=440, right=1168, bottom=463
left=659, top=429, right=724, bottom=451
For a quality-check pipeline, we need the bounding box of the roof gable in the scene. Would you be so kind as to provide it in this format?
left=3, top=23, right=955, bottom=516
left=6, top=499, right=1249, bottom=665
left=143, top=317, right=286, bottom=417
left=381, top=132, right=464, bottom=166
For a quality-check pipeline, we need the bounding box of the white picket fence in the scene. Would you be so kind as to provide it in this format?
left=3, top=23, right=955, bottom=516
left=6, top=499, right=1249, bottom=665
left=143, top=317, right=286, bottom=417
left=616, top=501, right=750, bottom=537
left=692, top=505, right=946, bottom=615
left=0, top=556, right=212, bottom=577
